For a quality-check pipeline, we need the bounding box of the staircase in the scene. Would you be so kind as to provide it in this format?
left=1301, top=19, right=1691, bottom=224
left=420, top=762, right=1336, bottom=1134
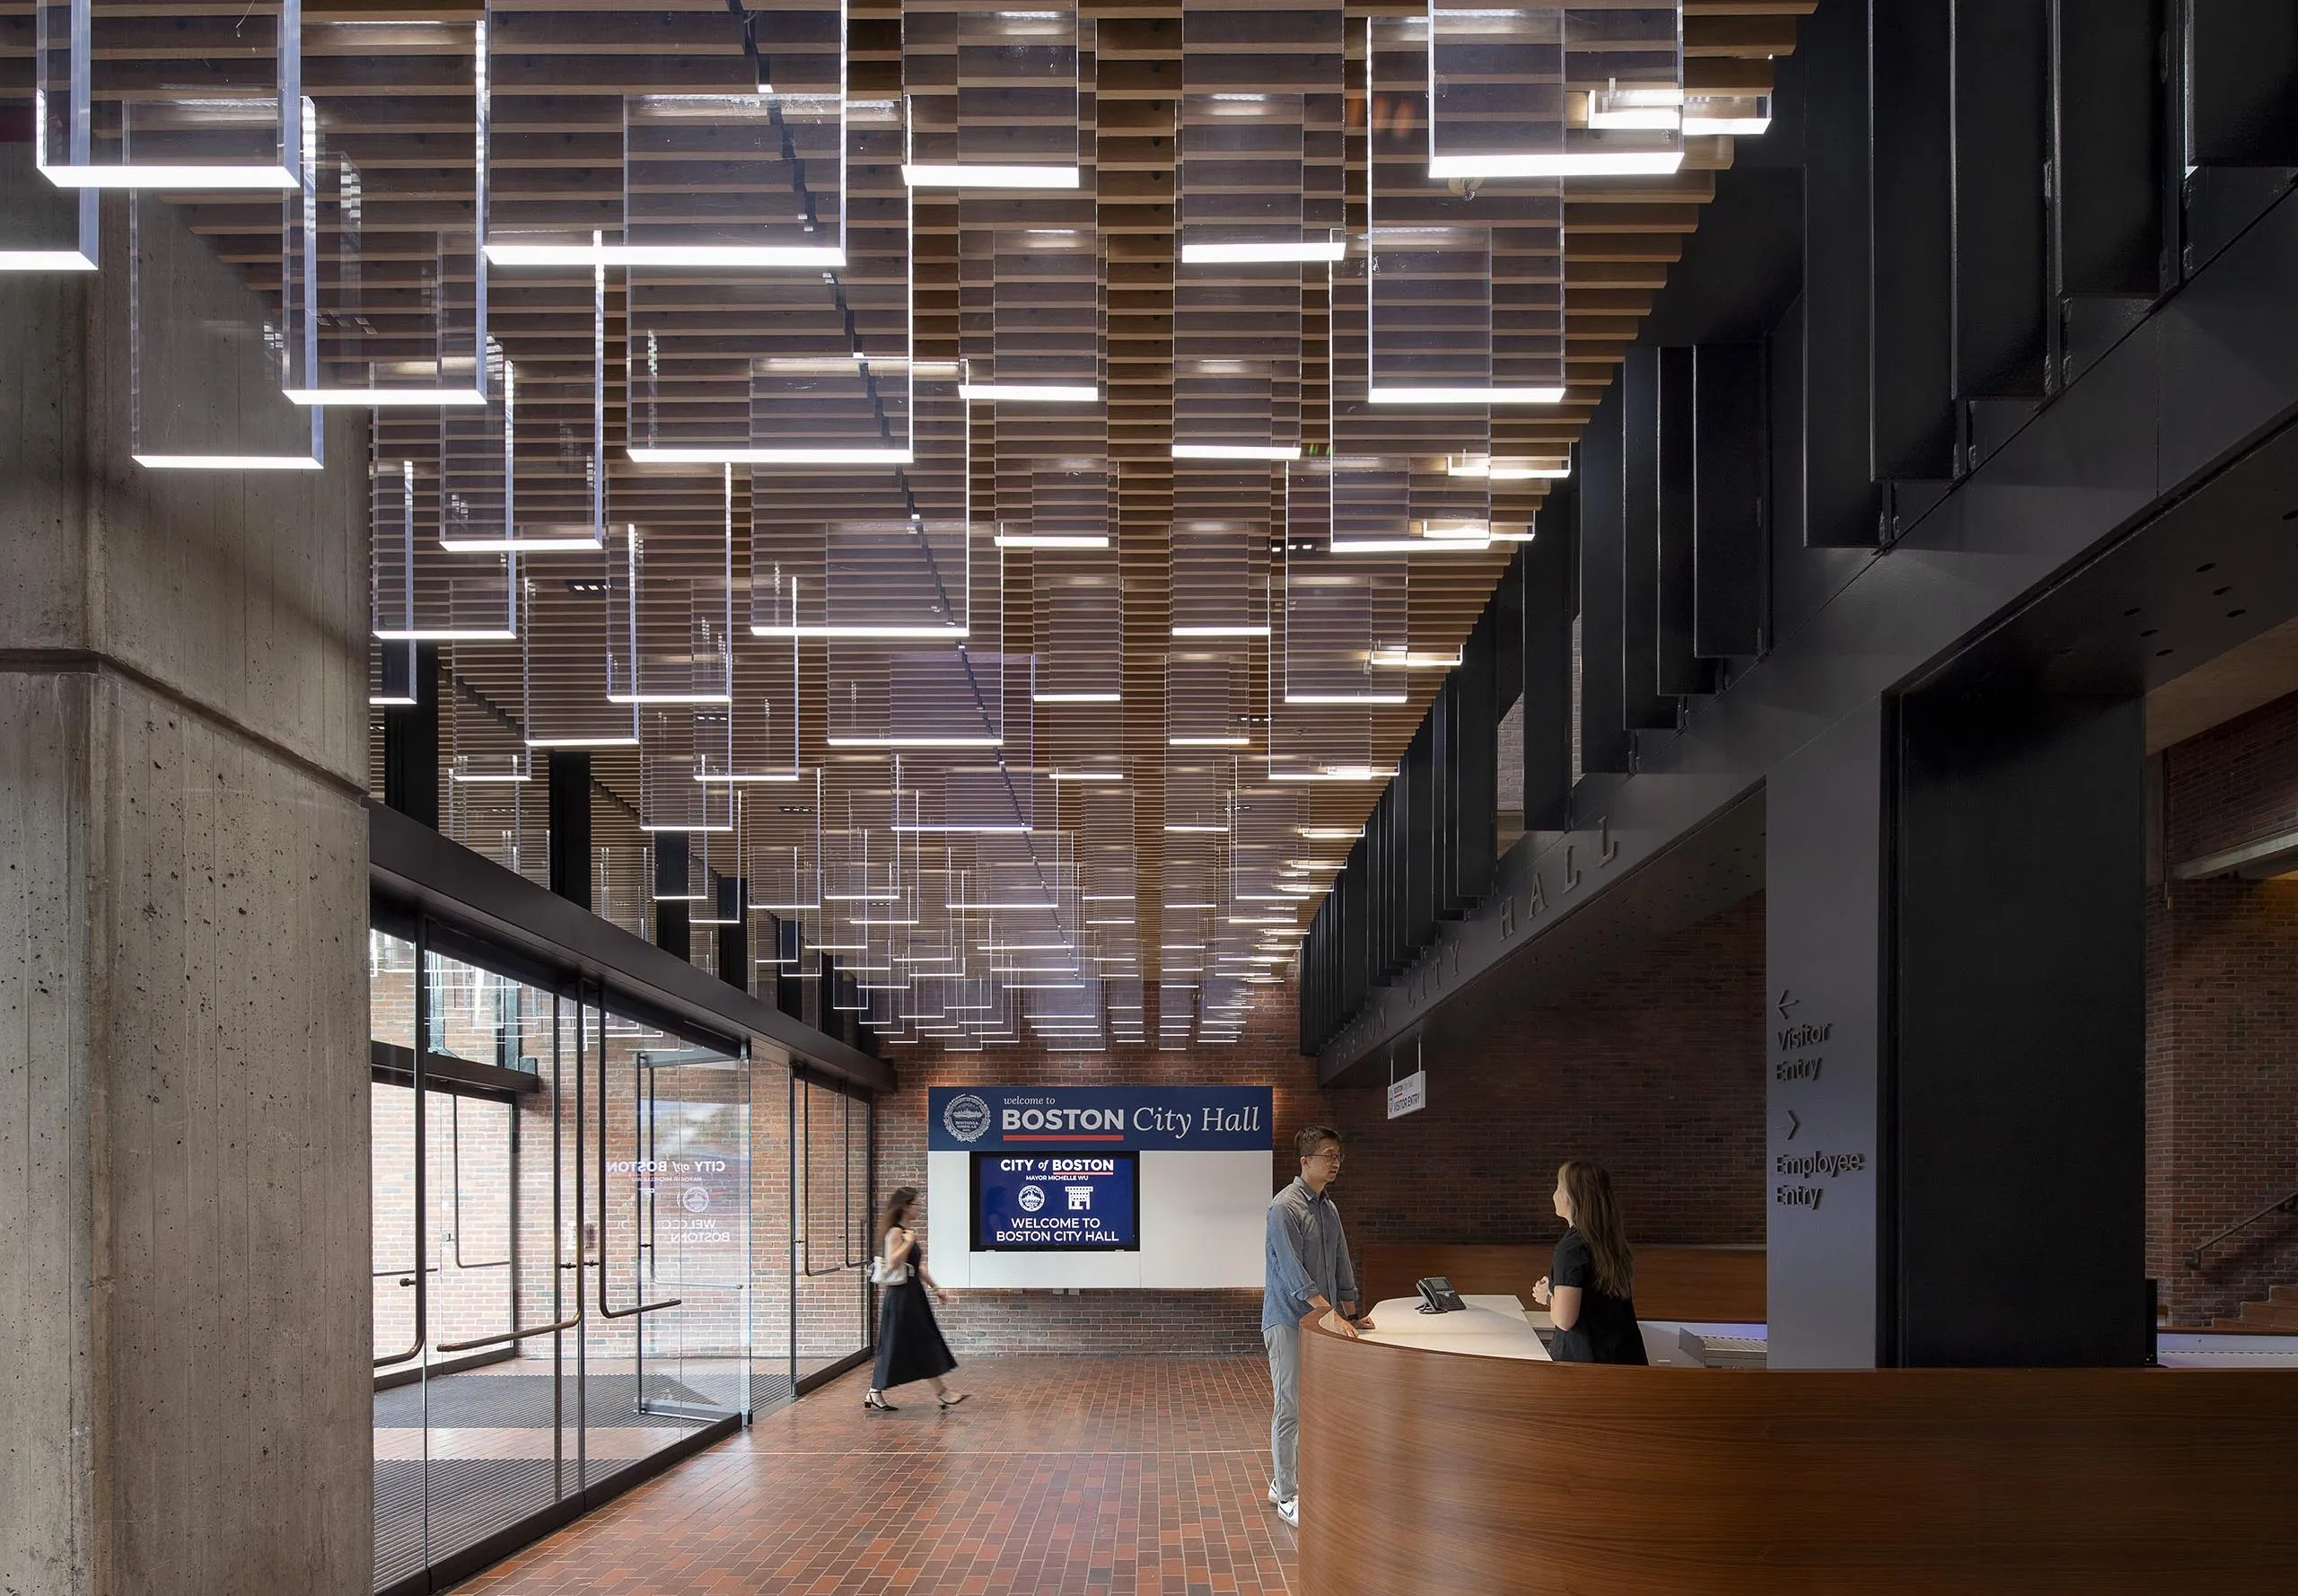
left=2209, top=1285, right=2298, bottom=1333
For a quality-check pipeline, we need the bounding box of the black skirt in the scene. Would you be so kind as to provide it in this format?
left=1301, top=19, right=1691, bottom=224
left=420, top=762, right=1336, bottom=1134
left=872, top=1273, right=957, bottom=1390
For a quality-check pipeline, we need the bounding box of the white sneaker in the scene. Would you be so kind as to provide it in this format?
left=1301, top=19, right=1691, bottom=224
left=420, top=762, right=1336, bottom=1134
left=1266, top=1482, right=1284, bottom=1506
left=1276, top=1496, right=1299, bottom=1528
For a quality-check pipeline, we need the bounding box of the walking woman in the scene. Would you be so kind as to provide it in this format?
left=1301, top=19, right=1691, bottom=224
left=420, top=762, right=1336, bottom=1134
left=864, top=1187, right=969, bottom=1411
left=1531, top=1160, right=1650, bottom=1364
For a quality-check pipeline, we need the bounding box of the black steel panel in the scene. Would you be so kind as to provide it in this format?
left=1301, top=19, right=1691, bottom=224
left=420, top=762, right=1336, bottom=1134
left=1800, top=0, right=1882, bottom=547
left=1693, top=341, right=1769, bottom=657
left=546, top=750, right=592, bottom=909
left=1452, top=612, right=1499, bottom=907
left=1656, top=346, right=1714, bottom=694
left=1955, top=0, right=2051, bottom=404
left=2188, top=0, right=2298, bottom=164
left=1404, top=718, right=1438, bottom=950
left=1522, top=489, right=1574, bottom=828
left=1895, top=692, right=2147, bottom=1367
left=382, top=641, right=441, bottom=828
left=2053, top=0, right=2168, bottom=299
left=1576, top=383, right=1635, bottom=767
left=1621, top=345, right=1674, bottom=726
left=1872, top=0, right=1957, bottom=485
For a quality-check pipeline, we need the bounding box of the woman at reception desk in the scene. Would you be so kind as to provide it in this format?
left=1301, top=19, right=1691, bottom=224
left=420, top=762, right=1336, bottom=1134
left=1297, top=1245, right=2298, bottom=1592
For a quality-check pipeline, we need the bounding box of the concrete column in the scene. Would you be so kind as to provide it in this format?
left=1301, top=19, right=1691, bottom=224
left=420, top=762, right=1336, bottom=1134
left=0, top=198, right=371, bottom=1593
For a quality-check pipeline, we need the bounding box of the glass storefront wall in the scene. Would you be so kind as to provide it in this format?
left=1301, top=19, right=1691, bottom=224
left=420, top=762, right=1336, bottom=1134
left=368, top=921, right=781, bottom=1596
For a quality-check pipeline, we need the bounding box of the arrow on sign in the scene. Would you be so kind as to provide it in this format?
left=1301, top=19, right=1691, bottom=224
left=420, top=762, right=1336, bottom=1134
left=1786, top=1109, right=1802, bottom=1141
left=1776, top=988, right=1800, bottom=1022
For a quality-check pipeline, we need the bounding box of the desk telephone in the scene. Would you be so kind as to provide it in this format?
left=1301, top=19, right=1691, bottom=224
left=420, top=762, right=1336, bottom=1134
left=1415, top=1276, right=1466, bottom=1314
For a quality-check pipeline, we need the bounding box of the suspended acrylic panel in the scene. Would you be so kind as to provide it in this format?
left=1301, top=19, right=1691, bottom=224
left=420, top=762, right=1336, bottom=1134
left=437, top=343, right=513, bottom=548
left=521, top=575, right=639, bottom=748
left=1031, top=550, right=1124, bottom=704
left=488, top=4, right=847, bottom=269
left=373, top=446, right=517, bottom=642
left=285, top=151, right=489, bottom=407
left=1169, top=519, right=1269, bottom=636
left=370, top=636, right=418, bottom=708
left=489, top=264, right=606, bottom=552
left=127, top=189, right=320, bottom=469
left=893, top=748, right=1039, bottom=837
left=992, top=456, right=1112, bottom=550
left=37, top=0, right=302, bottom=190
left=963, top=227, right=1101, bottom=402
left=605, top=469, right=734, bottom=705
left=824, top=645, right=1009, bottom=750
left=1300, top=453, right=1500, bottom=557
left=1282, top=542, right=1409, bottom=705
left=625, top=174, right=912, bottom=464
left=901, top=1, right=1082, bottom=189
left=750, top=368, right=970, bottom=636
left=1171, top=268, right=1304, bottom=460
left=1425, top=3, right=1685, bottom=179
left=704, top=624, right=802, bottom=782
left=638, top=706, right=737, bottom=831
left=1178, top=92, right=1311, bottom=262
left=1164, top=647, right=1252, bottom=748
left=749, top=770, right=825, bottom=912
left=0, top=126, right=97, bottom=269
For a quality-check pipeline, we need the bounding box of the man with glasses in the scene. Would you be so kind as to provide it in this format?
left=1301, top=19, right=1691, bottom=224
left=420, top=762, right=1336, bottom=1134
left=1263, top=1123, right=1368, bottom=1528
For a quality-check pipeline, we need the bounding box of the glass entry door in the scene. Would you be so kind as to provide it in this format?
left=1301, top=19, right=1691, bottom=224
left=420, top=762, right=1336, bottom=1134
left=371, top=927, right=751, bottom=1596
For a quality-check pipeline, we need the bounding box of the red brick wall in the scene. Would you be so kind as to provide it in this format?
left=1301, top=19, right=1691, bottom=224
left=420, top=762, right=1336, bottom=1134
left=2150, top=692, right=2298, bottom=1324
left=1336, top=892, right=1769, bottom=1256
left=874, top=891, right=1769, bottom=1355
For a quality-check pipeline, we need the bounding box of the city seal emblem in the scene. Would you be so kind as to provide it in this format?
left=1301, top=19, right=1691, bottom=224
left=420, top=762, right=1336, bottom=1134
left=943, top=1092, right=993, bottom=1144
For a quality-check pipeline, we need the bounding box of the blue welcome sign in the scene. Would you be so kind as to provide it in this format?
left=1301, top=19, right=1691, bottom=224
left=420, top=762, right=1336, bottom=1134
left=929, top=1085, right=1274, bottom=1152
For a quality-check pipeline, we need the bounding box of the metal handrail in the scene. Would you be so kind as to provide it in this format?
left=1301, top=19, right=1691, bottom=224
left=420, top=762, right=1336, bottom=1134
left=2188, top=1188, right=2298, bottom=1268
left=598, top=1034, right=680, bottom=1320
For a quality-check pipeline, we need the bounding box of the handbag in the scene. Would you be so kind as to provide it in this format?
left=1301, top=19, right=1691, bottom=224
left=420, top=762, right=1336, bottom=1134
left=871, top=1232, right=913, bottom=1286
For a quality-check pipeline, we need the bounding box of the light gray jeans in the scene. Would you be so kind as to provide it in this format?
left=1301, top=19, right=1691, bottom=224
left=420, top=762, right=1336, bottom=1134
left=1264, top=1321, right=1301, bottom=1500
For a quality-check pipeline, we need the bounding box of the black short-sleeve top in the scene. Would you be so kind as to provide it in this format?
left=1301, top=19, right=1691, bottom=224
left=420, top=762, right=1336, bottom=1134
left=1548, top=1228, right=1648, bottom=1365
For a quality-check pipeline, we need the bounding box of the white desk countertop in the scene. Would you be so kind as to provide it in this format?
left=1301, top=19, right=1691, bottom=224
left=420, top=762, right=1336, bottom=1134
left=1346, top=1294, right=1553, bottom=1362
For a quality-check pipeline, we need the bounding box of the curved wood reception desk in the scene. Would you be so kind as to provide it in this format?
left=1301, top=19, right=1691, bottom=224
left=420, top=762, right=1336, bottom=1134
left=1299, top=1314, right=2298, bottom=1593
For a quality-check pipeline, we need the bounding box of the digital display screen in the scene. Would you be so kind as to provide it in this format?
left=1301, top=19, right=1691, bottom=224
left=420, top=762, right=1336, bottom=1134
left=971, top=1153, right=1140, bottom=1250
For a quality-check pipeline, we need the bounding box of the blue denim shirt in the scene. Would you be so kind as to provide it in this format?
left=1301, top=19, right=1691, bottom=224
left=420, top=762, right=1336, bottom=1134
left=1262, top=1176, right=1358, bottom=1333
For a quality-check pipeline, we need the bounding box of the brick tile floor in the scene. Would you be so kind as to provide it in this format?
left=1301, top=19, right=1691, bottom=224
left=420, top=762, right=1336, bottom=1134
left=452, top=1355, right=1298, bottom=1595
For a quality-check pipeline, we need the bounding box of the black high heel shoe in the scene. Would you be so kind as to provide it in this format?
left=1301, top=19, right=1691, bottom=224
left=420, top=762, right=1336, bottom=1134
left=864, top=1390, right=899, bottom=1411
left=936, top=1391, right=969, bottom=1409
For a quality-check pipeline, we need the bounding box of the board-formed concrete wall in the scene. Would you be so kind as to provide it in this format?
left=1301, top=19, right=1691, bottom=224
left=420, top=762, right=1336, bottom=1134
left=0, top=197, right=373, bottom=1596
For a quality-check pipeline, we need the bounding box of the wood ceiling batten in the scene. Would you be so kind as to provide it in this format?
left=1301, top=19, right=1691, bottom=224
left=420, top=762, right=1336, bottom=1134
left=7, top=0, right=1813, bottom=1040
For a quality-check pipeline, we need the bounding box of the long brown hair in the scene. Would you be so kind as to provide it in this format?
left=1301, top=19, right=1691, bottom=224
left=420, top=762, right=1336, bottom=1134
left=881, top=1186, right=919, bottom=1240
left=1557, top=1162, right=1634, bottom=1298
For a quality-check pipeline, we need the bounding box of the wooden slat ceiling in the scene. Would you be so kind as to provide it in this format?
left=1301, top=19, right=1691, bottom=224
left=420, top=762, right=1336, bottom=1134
left=1, top=0, right=1812, bottom=1042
